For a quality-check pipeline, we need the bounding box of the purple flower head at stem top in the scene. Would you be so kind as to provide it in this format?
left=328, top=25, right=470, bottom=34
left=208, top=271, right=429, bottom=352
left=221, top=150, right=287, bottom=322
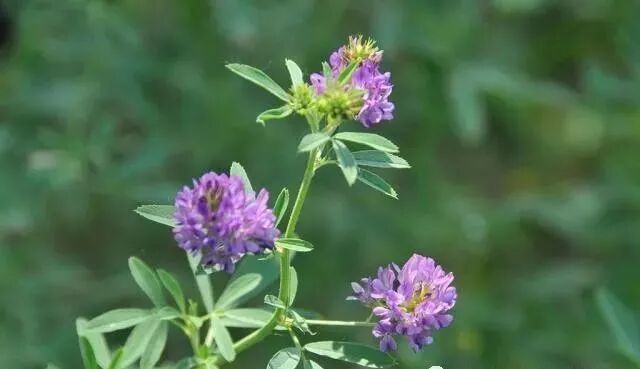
left=173, top=172, right=279, bottom=273
left=349, top=254, right=457, bottom=352
left=310, top=36, right=394, bottom=128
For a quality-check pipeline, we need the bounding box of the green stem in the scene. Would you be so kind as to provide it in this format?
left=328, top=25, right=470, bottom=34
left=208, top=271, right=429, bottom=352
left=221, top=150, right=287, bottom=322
left=278, top=148, right=317, bottom=308
left=211, top=148, right=319, bottom=366
left=305, top=319, right=376, bottom=327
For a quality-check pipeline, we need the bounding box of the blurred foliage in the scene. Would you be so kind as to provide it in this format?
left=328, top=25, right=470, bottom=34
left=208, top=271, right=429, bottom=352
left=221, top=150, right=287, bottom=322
left=1, top=0, right=640, bottom=368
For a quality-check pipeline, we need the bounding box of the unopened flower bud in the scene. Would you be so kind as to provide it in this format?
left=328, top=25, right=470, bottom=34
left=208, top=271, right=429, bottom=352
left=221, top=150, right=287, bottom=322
left=289, top=83, right=316, bottom=115
left=316, top=86, right=364, bottom=122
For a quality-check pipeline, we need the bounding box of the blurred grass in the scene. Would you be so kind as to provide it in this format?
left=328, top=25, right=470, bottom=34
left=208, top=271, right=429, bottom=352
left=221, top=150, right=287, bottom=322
left=1, top=0, right=640, bottom=368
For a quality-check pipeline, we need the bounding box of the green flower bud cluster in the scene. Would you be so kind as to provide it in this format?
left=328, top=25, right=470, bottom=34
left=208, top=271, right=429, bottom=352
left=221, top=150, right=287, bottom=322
left=316, top=85, right=364, bottom=123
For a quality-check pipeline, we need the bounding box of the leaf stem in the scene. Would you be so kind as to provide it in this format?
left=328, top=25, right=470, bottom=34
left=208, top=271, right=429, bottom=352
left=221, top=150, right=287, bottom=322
left=211, top=147, right=319, bottom=366
left=305, top=319, right=376, bottom=327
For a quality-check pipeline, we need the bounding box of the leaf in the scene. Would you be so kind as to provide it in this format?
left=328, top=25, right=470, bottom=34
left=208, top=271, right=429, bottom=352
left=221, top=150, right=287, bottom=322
left=187, top=253, right=215, bottom=313
left=221, top=308, right=274, bottom=328
left=129, top=257, right=165, bottom=307
left=140, top=322, right=168, bottom=369
left=337, top=60, right=359, bottom=85
left=333, top=132, right=399, bottom=153
left=290, top=309, right=313, bottom=335
left=230, top=161, right=254, bottom=195
left=596, top=289, right=640, bottom=363
left=257, top=106, right=293, bottom=125
left=332, top=140, right=358, bottom=185
left=275, top=238, right=314, bottom=252
left=322, top=62, right=332, bottom=81
left=157, top=269, right=186, bottom=313
left=215, top=273, right=263, bottom=310
left=352, top=150, right=410, bottom=169
left=264, top=295, right=286, bottom=309
left=304, top=341, right=396, bottom=368
left=273, top=188, right=290, bottom=226
left=289, top=266, right=298, bottom=305
left=229, top=254, right=279, bottom=307
left=267, top=348, right=301, bottom=369
left=155, top=306, right=182, bottom=321
left=134, top=205, right=175, bottom=227
left=76, top=319, right=111, bottom=368
left=298, top=133, right=331, bottom=152
left=285, top=59, right=304, bottom=86
left=79, top=337, right=98, bottom=369
left=83, top=309, right=154, bottom=334
left=106, top=348, right=124, bottom=369
left=121, top=320, right=162, bottom=367
left=226, top=63, right=290, bottom=102
left=357, top=169, right=398, bottom=199
left=211, top=316, right=236, bottom=362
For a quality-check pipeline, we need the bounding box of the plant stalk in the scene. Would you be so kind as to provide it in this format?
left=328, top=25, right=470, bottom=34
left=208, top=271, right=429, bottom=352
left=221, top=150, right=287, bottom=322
left=211, top=148, right=318, bottom=365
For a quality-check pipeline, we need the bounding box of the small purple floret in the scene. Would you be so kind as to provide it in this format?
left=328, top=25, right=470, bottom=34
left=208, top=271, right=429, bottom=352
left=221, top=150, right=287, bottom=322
left=173, top=172, right=279, bottom=273
left=349, top=254, right=457, bottom=352
left=310, top=45, right=394, bottom=127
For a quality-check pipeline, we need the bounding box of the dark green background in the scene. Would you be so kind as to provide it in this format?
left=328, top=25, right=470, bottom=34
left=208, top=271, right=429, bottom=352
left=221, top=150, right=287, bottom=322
left=2, top=0, right=640, bottom=368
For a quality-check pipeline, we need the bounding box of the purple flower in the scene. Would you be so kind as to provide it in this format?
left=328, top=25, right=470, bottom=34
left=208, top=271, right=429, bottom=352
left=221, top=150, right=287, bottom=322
left=310, top=37, right=394, bottom=127
left=173, top=172, right=279, bottom=273
left=349, top=254, right=457, bottom=352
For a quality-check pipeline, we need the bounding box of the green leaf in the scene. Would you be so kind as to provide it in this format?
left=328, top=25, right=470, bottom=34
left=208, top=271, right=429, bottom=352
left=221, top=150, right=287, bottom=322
left=596, top=289, right=640, bottom=364
left=215, top=273, right=262, bottom=310
left=221, top=308, right=273, bottom=328
left=332, top=140, right=358, bottom=185
left=211, top=316, right=236, bottom=362
left=303, top=359, right=324, bottom=369
left=337, top=60, right=359, bottom=85
left=157, top=269, right=186, bottom=313
left=304, top=341, right=396, bottom=368
left=121, top=320, right=162, bottom=367
left=290, top=309, right=313, bottom=335
left=285, top=59, right=304, bottom=86
left=187, top=253, right=215, bottom=313
left=226, top=63, right=290, bottom=102
left=267, top=348, right=301, bottom=369
left=357, top=169, right=398, bottom=199
left=140, top=322, right=168, bottom=369
left=76, top=319, right=111, bottom=368
left=264, top=295, right=286, bottom=309
left=134, top=205, right=175, bottom=227
left=230, top=162, right=254, bottom=195
left=322, top=62, right=332, bottom=81
left=129, top=257, right=165, bottom=307
left=257, top=105, right=293, bottom=126
left=273, top=188, right=290, bottom=226
left=352, top=150, right=410, bottom=169
left=155, top=306, right=181, bottom=321
left=229, top=254, right=279, bottom=307
left=298, top=133, right=331, bottom=152
left=275, top=238, right=314, bottom=252
left=83, top=309, right=154, bottom=334
left=289, top=266, right=298, bottom=305
left=106, top=348, right=124, bottom=369
left=79, top=337, right=98, bottom=369
left=333, top=132, right=399, bottom=153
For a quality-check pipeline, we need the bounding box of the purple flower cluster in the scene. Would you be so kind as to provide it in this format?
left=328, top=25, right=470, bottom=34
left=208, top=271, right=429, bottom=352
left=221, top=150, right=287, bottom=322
left=310, top=40, right=394, bottom=127
left=350, top=254, right=457, bottom=352
left=173, top=172, right=279, bottom=273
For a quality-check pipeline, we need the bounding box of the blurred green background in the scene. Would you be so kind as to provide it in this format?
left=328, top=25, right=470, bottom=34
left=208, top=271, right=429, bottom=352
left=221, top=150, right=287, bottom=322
left=2, top=0, right=640, bottom=368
